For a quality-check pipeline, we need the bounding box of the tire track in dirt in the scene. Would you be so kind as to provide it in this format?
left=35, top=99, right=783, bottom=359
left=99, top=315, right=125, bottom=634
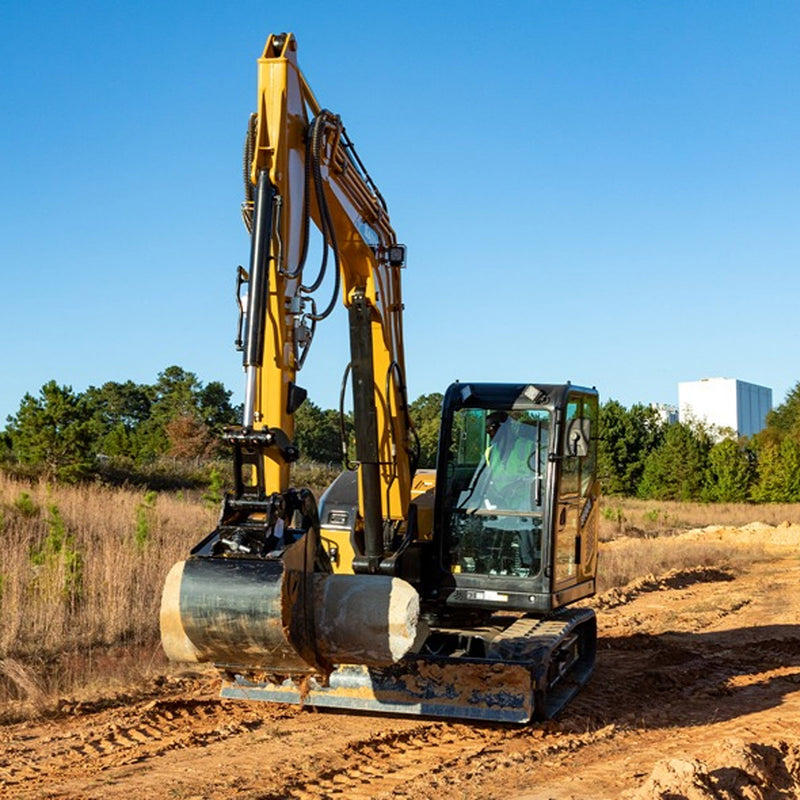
left=255, top=723, right=499, bottom=799
left=385, top=722, right=625, bottom=800
left=250, top=716, right=624, bottom=799
left=0, top=694, right=286, bottom=794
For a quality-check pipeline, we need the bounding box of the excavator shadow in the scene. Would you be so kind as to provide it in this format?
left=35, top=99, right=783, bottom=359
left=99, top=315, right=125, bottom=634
left=569, top=624, right=800, bottom=729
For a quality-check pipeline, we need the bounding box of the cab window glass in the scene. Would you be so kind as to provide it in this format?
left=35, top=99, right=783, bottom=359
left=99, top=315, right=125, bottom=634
left=444, top=407, right=550, bottom=577
left=561, top=396, right=597, bottom=498
left=561, top=401, right=581, bottom=496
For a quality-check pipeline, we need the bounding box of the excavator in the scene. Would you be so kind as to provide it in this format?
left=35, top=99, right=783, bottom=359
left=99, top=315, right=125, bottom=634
left=160, top=33, right=600, bottom=723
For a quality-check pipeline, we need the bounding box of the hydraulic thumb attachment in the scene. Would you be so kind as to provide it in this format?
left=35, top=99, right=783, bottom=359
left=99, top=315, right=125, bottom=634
left=160, top=488, right=425, bottom=676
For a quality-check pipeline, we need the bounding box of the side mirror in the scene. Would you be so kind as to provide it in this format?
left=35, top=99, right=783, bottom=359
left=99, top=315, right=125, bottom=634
left=565, top=418, right=591, bottom=457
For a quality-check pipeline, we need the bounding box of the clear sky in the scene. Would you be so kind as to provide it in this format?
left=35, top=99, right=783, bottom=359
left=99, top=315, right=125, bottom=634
left=2, top=1, right=799, bottom=424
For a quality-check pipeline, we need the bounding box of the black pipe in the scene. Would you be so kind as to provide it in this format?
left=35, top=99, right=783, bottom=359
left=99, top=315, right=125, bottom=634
left=244, top=170, right=275, bottom=369
left=348, top=292, right=383, bottom=573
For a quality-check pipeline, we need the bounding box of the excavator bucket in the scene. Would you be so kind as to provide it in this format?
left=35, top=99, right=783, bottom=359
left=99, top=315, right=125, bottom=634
left=161, top=521, right=333, bottom=674
left=160, top=531, right=427, bottom=678
left=161, top=557, right=324, bottom=673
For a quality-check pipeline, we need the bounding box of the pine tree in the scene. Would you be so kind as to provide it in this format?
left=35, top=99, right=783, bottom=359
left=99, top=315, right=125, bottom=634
left=6, top=381, right=94, bottom=481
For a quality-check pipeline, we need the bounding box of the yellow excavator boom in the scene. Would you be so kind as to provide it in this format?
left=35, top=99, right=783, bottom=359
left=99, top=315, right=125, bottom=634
left=241, top=33, right=412, bottom=542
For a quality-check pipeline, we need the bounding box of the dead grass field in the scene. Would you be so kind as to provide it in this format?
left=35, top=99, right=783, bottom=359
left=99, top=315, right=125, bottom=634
left=598, top=496, right=800, bottom=540
left=0, top=474, right=215, bottom=709
left=1, top=473, right=798, bottom=719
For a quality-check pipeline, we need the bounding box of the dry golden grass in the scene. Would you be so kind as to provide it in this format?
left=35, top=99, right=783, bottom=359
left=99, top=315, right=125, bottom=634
left=0, top=473, right=215, bottom=705
left=598, top=497, right=800, bottom=541
left=595, top=537, right=765, bottom=594
left=596, top=497, right=800, bottom=592
left=595, top=498, right=800, bottom=594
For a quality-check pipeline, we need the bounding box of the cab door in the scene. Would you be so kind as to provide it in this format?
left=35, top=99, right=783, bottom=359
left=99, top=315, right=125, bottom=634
left=554, top=393, right=598, bottom=590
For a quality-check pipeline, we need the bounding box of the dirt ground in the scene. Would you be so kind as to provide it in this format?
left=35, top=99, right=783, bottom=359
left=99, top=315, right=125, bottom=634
left=2, top=523, right=800, bottom=800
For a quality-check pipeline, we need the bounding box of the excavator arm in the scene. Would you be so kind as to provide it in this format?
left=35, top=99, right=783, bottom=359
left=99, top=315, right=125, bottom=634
left=160, top=33, right=424, bottom=683
left=239, top=33, right=412, bottom=565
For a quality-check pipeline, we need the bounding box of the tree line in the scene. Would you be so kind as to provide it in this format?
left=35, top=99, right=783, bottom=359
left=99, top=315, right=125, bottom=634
left=598, top=383, right=800, bottom=502
left=2, top=370, right=800, bottom=502
left=1, top=367, right=240, bottom=484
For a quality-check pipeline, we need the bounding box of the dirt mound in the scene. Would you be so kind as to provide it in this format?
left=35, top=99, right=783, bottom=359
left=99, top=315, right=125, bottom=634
left=594, top=566, right=734, bottom=610
left=629, top=738, right=800, bottom=799
left=681, top=522, right=800, bottom=548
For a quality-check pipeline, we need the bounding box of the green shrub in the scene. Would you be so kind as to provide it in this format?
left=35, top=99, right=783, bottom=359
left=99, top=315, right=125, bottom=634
left=134, top=491, right=158, bottom=552
left=13, top=491, right=38, bottom=518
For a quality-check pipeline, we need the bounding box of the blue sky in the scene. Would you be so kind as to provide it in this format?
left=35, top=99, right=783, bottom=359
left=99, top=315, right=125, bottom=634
left=2, top=1, right=799, bottom=424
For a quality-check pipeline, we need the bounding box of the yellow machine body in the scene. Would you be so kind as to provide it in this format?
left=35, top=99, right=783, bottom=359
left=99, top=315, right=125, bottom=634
left=160, top=33, right=600, bottom=724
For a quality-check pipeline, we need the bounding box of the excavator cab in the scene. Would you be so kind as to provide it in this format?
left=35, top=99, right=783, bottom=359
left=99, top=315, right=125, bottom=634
left=434, top=382, right=599, bottom=614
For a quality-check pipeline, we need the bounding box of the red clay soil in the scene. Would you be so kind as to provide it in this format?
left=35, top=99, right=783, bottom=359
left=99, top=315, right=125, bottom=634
left=2, top=524, right=799, bottom=799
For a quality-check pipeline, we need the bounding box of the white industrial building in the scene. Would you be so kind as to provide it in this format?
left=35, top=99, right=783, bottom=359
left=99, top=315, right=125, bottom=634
left=678, top=378, right=772, bottom=438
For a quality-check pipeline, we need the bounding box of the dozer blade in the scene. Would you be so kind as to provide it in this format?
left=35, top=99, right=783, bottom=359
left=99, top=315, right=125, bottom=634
left=221, top=660, right=536, bottom=723
left=218, top=607, right=597, bottom=724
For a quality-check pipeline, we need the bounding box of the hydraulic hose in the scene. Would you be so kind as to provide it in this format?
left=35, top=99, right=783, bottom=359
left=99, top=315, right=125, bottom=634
left=242, top=114, right=257, bottom=232
left=302, top=112, right=341, bottom=322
